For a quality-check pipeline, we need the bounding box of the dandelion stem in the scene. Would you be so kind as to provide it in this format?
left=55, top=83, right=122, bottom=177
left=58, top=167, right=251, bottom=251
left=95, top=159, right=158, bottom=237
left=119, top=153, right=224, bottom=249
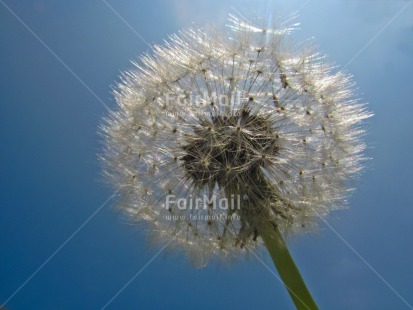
left=260, top=222, right=318, bottom=310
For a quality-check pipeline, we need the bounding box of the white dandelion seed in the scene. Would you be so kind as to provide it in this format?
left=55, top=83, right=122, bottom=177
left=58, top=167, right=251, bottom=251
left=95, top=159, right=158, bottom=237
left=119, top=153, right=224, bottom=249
left=100, top=14, right=371, bottom=267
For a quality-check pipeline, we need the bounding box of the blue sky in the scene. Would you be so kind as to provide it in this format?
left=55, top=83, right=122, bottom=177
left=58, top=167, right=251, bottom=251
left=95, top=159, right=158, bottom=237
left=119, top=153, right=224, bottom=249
left=0, top=1, right=412, bottom=309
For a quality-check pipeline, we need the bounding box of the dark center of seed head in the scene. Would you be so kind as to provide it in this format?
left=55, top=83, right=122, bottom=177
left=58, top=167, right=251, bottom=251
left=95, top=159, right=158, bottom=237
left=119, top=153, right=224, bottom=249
left=181, top=109, right=279, bottom=188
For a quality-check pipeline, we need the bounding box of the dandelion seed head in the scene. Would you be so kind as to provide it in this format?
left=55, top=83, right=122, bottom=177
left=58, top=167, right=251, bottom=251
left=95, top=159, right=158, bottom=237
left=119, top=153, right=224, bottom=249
left=100, top=14, right=371, bottom=266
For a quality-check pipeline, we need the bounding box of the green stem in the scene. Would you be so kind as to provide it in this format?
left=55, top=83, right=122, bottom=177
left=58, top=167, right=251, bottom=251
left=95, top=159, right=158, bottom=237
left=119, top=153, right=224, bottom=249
left=260, top=222, right=319, bottom=310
